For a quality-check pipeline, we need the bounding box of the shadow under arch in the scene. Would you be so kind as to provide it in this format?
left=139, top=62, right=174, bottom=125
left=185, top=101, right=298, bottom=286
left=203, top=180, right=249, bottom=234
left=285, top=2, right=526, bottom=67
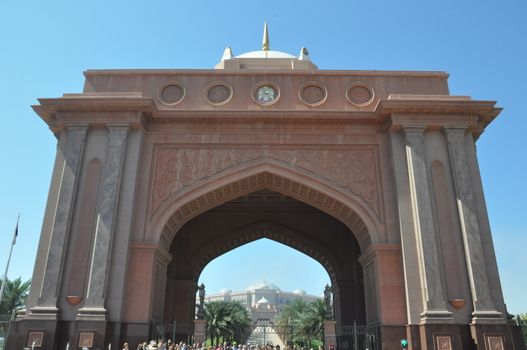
left=152, top=160, right=382, bottom=252
left=164, top=188, right=367, bottom=328
left=191, top=220, right=340, bottom=284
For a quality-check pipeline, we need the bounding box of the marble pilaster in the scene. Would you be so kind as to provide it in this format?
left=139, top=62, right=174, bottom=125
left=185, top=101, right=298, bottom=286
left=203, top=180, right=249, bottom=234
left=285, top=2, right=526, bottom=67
left=31, top=124, right=89, bottom=318
left=389, top=130, right=423, bottom=324
left=444, top=127, right=503, bottom=323
left=77, top=124, right=129, bottom=320
left=403, top=126, right=452, bottom=323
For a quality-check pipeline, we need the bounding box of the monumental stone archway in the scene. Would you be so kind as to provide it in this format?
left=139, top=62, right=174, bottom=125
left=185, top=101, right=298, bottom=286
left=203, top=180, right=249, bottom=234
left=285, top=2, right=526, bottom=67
left=9, top=32, right=525, bottom=350
left=148, top=164, right=381, bottom=326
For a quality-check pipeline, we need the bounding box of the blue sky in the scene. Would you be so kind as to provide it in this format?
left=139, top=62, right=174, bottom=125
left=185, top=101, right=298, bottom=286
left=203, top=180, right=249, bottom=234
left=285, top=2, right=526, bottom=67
left=0, top=1, right=525, bottom=314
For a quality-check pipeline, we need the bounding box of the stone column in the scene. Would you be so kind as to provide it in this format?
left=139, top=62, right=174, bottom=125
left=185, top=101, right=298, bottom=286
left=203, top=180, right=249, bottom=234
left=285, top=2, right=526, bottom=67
left=193, top=319, right=207, bottom=344
left=390, top=130, right=423, bottom=325
left=31, top=124, right=89, bottom=318
left=444, top=127, right=503, bottom=323
left=323, top=320, right=337, bottom=350
left=78, top=124, right=129, bottom=320
left=403, top=126, right=452, bottom=322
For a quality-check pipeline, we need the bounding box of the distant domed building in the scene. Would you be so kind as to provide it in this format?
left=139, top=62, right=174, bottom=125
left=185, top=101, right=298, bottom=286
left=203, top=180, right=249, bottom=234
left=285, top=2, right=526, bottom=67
left=201, top=281, right=321, bottom=322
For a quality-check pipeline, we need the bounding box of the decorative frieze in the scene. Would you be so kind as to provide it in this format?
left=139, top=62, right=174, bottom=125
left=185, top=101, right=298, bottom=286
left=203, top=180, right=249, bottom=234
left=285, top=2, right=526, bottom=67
left=151, top=147, right=380, bottom=217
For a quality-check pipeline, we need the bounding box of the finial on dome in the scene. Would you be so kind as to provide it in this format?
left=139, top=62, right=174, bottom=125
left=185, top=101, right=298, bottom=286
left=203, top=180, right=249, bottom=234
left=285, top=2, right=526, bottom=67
left=262, top=21, right=270, bottom=51
left=299, top=47, right=311, bottom=61
left=221, top=46, right=233, bottom=60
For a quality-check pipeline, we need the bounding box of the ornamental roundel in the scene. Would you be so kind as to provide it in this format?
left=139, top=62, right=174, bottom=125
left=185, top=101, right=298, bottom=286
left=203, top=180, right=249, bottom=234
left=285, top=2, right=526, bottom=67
left=252, top=81, right=280, bottom=106
left=346, top=82, right=375, bottom=107
left=298, top=82, right=328, bottom=106
left=158, top=81, right=186, bottom=105
left=205, top=81, right=233, bottom=106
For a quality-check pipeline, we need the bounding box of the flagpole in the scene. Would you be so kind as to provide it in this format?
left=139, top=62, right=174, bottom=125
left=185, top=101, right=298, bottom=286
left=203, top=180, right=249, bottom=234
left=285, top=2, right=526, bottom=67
left=0, top=214, right=19, bottom=308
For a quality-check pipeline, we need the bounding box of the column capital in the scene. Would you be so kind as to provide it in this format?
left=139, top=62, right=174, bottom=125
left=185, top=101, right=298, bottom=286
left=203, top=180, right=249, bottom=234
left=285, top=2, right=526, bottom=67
left=129, top=242, right=173, bottom=266
left=64, top=123, right=90, bottom=131
left=402, top=124, right=427, bottom=136
left=444, top=125, right=468, bottom=135
left=107, top=123, right=131, bottom=132
left=358, top=243, right=401, bottom=267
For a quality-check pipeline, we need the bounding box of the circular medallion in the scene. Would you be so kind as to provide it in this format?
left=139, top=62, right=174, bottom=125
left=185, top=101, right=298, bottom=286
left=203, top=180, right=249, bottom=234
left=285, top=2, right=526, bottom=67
left=252, top=82, right=280, bottom=106
left=346, top=83, right=374, bottom=106
left=159, top=81, right=186, bottom=105
left=299, top=82, right=327, bottom=106
left=205, top=82, right=233, bottom=106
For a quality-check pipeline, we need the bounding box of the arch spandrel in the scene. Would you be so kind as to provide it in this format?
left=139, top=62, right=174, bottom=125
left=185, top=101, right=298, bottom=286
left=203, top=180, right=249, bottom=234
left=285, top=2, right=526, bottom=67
left=150, top=147, right=381, bottom=216
left=148, top=161, right=383, bottom=251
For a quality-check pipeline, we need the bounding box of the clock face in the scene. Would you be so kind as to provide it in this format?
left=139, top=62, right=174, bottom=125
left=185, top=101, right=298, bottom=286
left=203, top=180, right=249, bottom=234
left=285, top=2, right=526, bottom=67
left=257, top=85, right=276, bottom=103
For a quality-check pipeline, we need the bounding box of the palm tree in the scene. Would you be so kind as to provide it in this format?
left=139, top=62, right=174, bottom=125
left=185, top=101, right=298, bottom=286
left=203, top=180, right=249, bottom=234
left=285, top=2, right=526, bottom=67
left=0, top=277, right=30, bottom=314
left=303, top=299, right=326, bottom=346
left=228, top=301, right=251, bottom=341
left=204, top=300, right=250, bottom=345
left=277, top=299, right=325, bottom=348
left=277, top=299, right=310, bottom=346
left=205, top=301, right=230, bottom=345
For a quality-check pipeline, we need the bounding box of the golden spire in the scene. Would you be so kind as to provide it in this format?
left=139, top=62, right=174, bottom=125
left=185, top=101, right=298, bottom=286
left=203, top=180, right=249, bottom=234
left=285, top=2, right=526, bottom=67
left=262, top=21, right=270, bottom=51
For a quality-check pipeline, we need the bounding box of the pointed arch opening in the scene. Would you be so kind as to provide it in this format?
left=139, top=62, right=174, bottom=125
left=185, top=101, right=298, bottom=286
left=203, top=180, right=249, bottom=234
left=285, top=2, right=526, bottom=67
left=162, top=188, right=367, bottom=334
left=152, top=162, right=380, bottom=253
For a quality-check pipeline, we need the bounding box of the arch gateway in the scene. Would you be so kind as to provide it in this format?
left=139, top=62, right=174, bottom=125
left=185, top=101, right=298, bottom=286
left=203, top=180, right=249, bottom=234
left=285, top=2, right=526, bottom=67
left=8, top=38, right=525, bottom=350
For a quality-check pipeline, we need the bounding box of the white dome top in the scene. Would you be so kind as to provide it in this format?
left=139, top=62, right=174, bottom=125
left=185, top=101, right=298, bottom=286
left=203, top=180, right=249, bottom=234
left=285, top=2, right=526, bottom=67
left=256, top=297, right=270, bottom=304
left=293, top=289, right=306, bottom=295
left=236, top=50, right=296, bottom=59
left=246, top=281, right=281, bottom=291
left=219, top=288, right=232, bottom=294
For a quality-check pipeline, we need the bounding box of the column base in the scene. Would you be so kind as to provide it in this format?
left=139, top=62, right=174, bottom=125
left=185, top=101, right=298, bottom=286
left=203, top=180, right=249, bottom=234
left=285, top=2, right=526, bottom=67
left=470, top=323, right=525, bottom=350
left=378, top=325, right=405, bottom=350
left=323, top=320, right=337, bottom=350
left=28, top=305, right=61, bottom=320
left=6, top=318, right=61, bottom=350
left=403, top=323, right=526, bottom=350
left=193, top=319, right=207, bottom=344
left=6, top=319, right=119, bottom=350
left=471, top=310, right=505, bottom=325
left=420, top=310, right=454, bottom=324
left=76, top=306, right=108, bottom=321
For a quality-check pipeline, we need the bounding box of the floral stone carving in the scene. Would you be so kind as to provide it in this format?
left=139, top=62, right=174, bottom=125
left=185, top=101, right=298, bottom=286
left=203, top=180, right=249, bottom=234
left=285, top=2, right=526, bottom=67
left=152, top=148, right=380, bottom=217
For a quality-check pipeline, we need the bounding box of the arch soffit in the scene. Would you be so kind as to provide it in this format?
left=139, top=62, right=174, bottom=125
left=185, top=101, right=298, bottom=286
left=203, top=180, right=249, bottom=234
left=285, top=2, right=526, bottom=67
left=189, top=220, right=342, bottom=284
left=151, top=161, right=382, bottom=251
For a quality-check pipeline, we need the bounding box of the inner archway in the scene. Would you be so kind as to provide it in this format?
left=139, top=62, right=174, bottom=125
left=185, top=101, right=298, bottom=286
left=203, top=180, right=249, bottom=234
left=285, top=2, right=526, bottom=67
left=198, top=238, right=331, bottom=297
left=162, top=189, right=366, bottom=334
left=197, top=238, right=332, bottom=348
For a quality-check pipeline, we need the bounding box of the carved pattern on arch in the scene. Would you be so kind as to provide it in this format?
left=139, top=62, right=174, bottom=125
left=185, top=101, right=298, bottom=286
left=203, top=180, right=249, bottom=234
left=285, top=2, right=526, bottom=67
left=161, top=172, right=371, bottom=251
left=152, top=147, right=380, bottom=217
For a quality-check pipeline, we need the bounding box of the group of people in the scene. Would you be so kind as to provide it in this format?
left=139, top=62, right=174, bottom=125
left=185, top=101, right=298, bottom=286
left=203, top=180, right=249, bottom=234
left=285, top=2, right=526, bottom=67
left=121, top=341, right=300, bottom=350
left=122, top=340, right=193, bottom=350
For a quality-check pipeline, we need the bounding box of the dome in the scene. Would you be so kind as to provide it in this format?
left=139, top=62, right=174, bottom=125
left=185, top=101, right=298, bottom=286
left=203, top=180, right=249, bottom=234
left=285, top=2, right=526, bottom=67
left=246, top=281, right=281, bottom=291
left=219, top=288, right=231, bottom=294
left=215, top=23, right=317, bottom=70
left=256, top=297, right=270, bottom=304
left=235, top=50, right=296, bottom=59
left=293, top=289, right=306, bottom=295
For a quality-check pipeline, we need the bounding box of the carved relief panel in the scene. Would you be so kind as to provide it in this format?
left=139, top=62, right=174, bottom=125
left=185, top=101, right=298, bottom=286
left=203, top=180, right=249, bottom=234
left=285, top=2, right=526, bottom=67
left=151, top=147, right=381, bottom=218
